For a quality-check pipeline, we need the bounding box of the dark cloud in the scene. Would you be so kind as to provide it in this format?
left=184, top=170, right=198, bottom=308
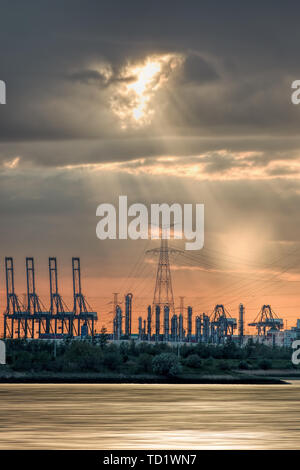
left=1, top=0, right=300, bottom=313
left=67, top=69, right=111, bottom=86
left=266, top=165, right=298, bottom=176
left=201, top=153, right=247, bottom=174
left=0, top=0, right=300, bottom=149
left=181, top=54, right=219, bottom=84
left=66, top=68, right=135, bottom=87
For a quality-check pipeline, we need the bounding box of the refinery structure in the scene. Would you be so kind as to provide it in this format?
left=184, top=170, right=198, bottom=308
left=1, top=237, right=300, bottom=348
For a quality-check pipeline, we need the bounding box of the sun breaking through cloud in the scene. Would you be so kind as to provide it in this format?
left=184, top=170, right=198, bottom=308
left=110, top=53, right=184, bottom=128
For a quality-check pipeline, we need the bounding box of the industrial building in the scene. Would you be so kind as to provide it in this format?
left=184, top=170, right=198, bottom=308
left=1, top=237, right=300, bottom=347
left=3, top=257, right=97, bottom=339
left=108, top=237, right=299, bottom=347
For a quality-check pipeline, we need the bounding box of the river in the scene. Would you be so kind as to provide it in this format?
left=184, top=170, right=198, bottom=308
left=0, top=382, right=299, bottom=449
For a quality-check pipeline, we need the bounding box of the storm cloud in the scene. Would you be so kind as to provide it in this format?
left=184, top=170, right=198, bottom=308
left=1, top=1, right=300, bottom=326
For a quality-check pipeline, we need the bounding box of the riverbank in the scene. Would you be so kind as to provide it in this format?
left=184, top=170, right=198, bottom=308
left=2, top=339, right=295, bottom=385
left=0, top=370, right=287, bottom=384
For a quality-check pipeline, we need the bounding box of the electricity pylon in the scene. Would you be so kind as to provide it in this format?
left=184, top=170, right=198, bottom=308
left=146, top=234, right=179, bottom=316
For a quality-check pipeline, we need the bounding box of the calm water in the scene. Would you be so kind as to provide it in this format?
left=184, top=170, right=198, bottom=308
left=0, top=382, right=300, bottom=449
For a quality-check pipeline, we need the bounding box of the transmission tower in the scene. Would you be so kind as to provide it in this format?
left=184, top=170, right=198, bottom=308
left=147, top=237, right=178, bottom=315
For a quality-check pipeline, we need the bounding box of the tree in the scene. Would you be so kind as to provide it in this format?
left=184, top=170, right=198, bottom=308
left=258, top=359, right=272, bottom=370
left=136, top=353, right=153, bottom=373
left=99, top=327, right=109, bottom=349
left=12, top=351, right=32, bottom=371
left=222, top=339, right=239, bottom=359
left=152, top=353, right=182, bottom=377
left=184, top=354, right=202, bottom=369
left=218, top=360, right=231, bottom=371
left=103, top=351, right=121, bottom=371
left=238, top=360, right=249, bottom=370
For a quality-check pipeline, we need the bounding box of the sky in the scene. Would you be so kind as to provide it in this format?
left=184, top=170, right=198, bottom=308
left=1, top=0, right=300, bottom=333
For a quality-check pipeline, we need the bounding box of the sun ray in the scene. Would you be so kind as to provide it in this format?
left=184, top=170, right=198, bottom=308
left=110, top=54, right=183, bottom=128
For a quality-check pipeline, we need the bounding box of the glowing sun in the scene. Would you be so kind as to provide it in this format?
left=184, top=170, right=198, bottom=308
left=110, top=53, right=183, bottom=128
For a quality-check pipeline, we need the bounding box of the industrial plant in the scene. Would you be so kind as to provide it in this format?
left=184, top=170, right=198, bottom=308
left=3, top=257, right=97, bottom=339
left=1, top=238, right=299, bottom=348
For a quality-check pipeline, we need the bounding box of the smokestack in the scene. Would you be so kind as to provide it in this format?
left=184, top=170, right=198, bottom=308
left=147, top=305, right=151, bottom=341
left=187, top=306, right=192, bottom=341
left=125, top=293, right=133, bottom=337
left=164, top=305, right=169, bottom=342
left=195, top=316, right=201, bottom=342
left=155, top=305, right=160, bottom=341
left=138, top=316, right=143, bottom=340
left=239, top=304, right=244, bottom=346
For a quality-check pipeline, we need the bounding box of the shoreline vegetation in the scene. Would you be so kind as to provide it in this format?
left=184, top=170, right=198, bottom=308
left=0, top=373, right=288, bottom=385
left=0, top=333, right=297, bottom=385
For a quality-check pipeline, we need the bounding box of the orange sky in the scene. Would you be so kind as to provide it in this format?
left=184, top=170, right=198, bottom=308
left=1, top=237, right=299, bottom=337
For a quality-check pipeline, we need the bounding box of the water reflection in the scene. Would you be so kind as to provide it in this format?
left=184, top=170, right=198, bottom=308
left=0, top=382, right=299, bottom=449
